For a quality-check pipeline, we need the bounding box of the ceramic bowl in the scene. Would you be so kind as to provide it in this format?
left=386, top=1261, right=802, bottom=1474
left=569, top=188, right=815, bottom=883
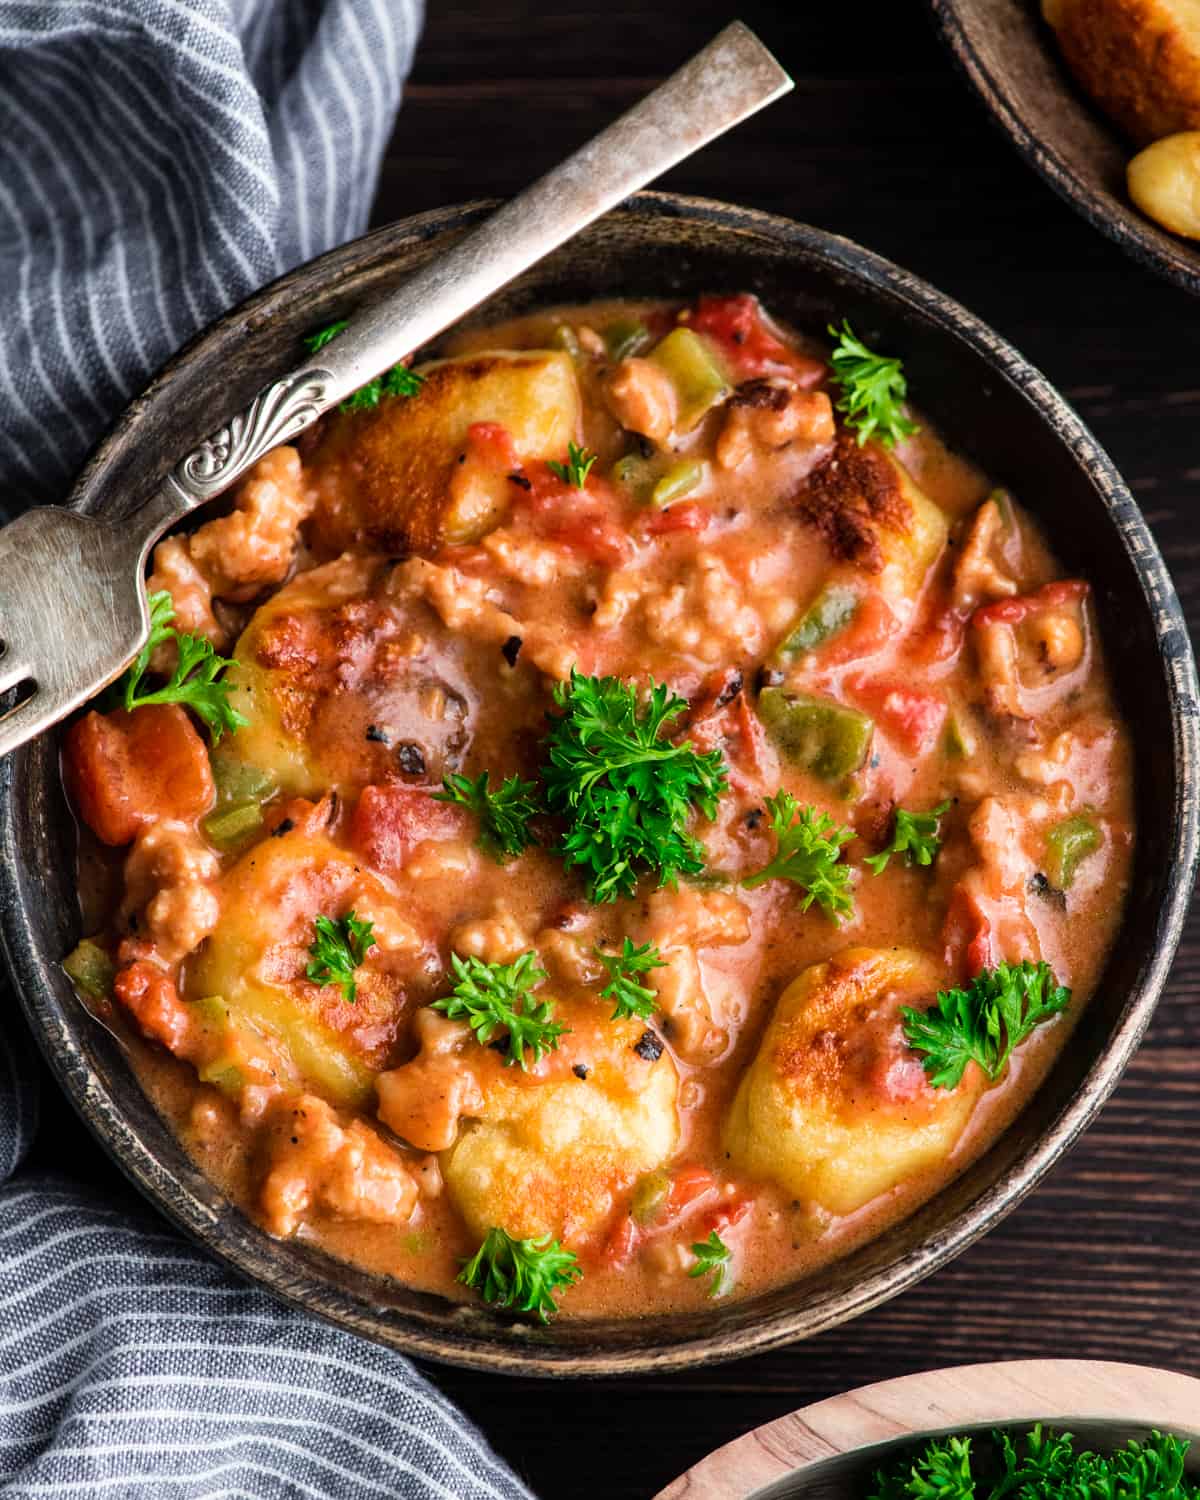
left=1, top=192, right=1196, bottom=1375
left=930, top=0, right=1200, bottom=297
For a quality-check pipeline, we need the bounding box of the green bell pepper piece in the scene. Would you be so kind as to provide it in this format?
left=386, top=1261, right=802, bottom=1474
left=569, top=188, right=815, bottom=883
left=777, top=585, right=859, bottom=659
left=757, top=688, right=874, bottom=782
left=604, top=318, right=651, bottom=362
left=63, top=939, right=115, bottom=1001
left=611, top=451, right=657, bottom=502
left=210, top=756, right=275, bottom=808
left=1045, top=814, right=1100, bottom=889
left=202, top=799, right=265, bottom=850
left=647, top=327, right=731, bottom=432
left=943, top=712, right=978, bottom=760
left=630, top=1170, right=670, bottom=1226
left=650, top=459, right=706, bottom=509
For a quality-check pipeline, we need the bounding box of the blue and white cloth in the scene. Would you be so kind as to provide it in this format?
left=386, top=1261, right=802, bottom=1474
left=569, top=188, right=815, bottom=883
left=0, top=3, right=536, bottom=1495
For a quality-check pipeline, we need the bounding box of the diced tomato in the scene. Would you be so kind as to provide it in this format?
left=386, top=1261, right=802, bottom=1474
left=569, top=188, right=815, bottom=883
left=464, top=420, right=520, bottom=472
left=687, top=293, right=826, bottom=384
left=638, top=501, right=712, bottom=537
left=687, top=691, right=771, bottom=795
left=113, top=960, right=193, bottom=1054
left=349, top=783, right=471, bottom=877
left=813, top=592, right=899, bottom=668
left=63, top=704, right=215, bottom=847
left=973, top=578, right=1089, bottom=629
left=846, top=676, right=948, bottom=758
left=663, top=1165, right=717, bottom=1220
left=701, top=1193, right=753, bottom=1238
left=943, top=883, right=994, bottom=980
left=543, top=509, right=632, bottom=567
left=598, top=1213, right=639, bottom=1268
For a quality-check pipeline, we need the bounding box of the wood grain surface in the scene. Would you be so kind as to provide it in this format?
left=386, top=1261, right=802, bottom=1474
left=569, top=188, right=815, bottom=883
left=24, top=4, right=1199, bottom=1498
left=369, top=4, right=1200, bottom=1495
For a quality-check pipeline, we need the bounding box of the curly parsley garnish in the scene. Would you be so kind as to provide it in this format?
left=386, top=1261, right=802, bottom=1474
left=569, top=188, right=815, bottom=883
left=541, top=670, right=728, bottom=904
left=869, top=1424, right=1197, bottom=1500
left=303, top=319, right=425, bottom=411
left=432, top=951, right=566, bottom=1070
left=827, top=320, right=920, bottom=449
left=688, top=1229, right=733, bottom=1299
left=546, top=441, right=598, bottom=489
left=306, top=911, right=376, bottom=1003
left=866, top=801, right=950, bottom=876
left=595, top=937, right=666, bottom=1021
left=458, top=1226, right=582, bottom=1323
left=741, top=790, right=854, bottom=923
left=117, top=591, right=246, bottom=742
left=436, top=771, right=540, bottom=862
left=901, top=960, right=1071, bottom=1091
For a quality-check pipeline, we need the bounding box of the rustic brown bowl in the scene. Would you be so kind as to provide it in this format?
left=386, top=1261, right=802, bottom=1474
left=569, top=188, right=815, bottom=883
left=0, top=193, right=1196, bottom=1375
left=656, top=1359, right=1200, bottom=1497
left=929, top=0, right=1200, bottom=297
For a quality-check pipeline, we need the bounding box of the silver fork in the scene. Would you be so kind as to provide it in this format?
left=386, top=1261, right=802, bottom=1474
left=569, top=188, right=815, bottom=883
left=0, top=23, right=790, bottom=760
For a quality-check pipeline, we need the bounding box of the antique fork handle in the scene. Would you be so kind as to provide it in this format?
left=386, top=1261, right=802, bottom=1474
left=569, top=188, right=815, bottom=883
left=153, top=22, right=791, bottom=527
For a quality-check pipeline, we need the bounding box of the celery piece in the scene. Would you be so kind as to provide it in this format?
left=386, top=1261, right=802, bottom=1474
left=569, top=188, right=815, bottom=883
left=197, top=1061, right=244, bottom=1098
left=777, top=585, right=859, bottom=659
left=210, top=756, right=275, bottom=809
left=1045, top=814, right=1100, bottom=889
left=943, top=712, right=978, bottom=760
left=630, top=1170, right=670, bottom=1226
left=650, top=459, right=706, bottom=509
left=604, top=318, right=651, bottom=362
left=63, top=939, right=115, bottom=1001
left=990, top=487, right=1016, bottom=533
left=551, top=324, right=583, bottom=361
left=202, top=799, right=264, bottom=850
left=757, top=688, right=874, bottom=782
left=648, top=327, right=731, bottom=432
left=611, top=452, right=657, bottom=502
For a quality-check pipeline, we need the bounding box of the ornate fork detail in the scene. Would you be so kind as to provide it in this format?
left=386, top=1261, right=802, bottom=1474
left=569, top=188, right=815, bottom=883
left=0, top=22, right=791, bottom=760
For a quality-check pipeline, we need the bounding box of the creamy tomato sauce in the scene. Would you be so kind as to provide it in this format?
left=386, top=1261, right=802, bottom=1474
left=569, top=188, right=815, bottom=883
left=62, top=294, right=1133, bottom=1321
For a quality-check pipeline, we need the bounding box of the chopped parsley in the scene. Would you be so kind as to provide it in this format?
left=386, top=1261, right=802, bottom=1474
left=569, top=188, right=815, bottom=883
left=541, top=670, right=728, bottom=904
left=866, top=801, right=950, bottom=875
left=458, top=1226, right=582, bottom=1323
left=741, top=790, right=854, bottom=923
left=117, top=591, right=246, bottom=742
left=432, top=951, right=566, bottom=1070
left=303, top=318, right=425, bottom=411
left=901, top=960, right=1071, bottom=1090
left=688, top=1229, right=733, bottom=1299
left=595, top=937, right=666, bottom=1022
left=306, top=911, right=376, bottom=1003
left=827, top=319, right=919, bottom=449
left=546, top=441, right=598, bottom=489
left=436, top=771, right=540, bottom=862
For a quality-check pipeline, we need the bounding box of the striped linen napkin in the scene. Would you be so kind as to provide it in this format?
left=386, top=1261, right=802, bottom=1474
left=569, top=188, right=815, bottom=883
left=0, top=3, right=535, bottom=1495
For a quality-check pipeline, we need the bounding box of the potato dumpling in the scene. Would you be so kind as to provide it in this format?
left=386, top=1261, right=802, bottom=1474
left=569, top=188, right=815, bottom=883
left=441, top=1014, right=680, bottom=1244
left=224, top=555, right=472, bottom=797
left=1128, top=130, right=1200, bottom=237
left=188, top=817, right=425, bottom=1109
left=723, top=947, right=984, bottom=1215
left=1042, top=0, right=1200, bottom=146
left=309, top=349, right=582, bottom=555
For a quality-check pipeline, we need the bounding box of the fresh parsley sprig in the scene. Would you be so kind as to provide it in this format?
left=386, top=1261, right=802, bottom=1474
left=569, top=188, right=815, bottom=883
left=303, top=319, right=425, bottom=412
left=866, top=801, right=950, bottom=876
left=306, top=911, right=376, bottom=1003
left=595, top=937, right=666, bottom=1021
left=869, top=1424, right=1198, bottom=1500
left=541, top=670, right=728, bottom=904
left=432, top=951, right=566, bottom=1070
left=901, top=960, right=1071, bottom=1091
left=741, top=790, right=854, bottom=923
left=118, top=591, right=246, bottom=742
left=688, top=1229, right=733, bottom=1299
left=436, top=771, right=540, bottom=862
left=827, top=320, right=919, bottom=449
left=458, top=1226, right=582, bottom=1323
left=546, top=441, right=598, bottom=489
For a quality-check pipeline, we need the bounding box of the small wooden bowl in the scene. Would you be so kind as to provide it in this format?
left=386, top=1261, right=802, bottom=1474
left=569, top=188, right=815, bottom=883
left=0, top=193, right=1197, bottom=1375
left=657, top=1359, right=1200, bottom=1497
left=930, top=0, right=1200, bottom=297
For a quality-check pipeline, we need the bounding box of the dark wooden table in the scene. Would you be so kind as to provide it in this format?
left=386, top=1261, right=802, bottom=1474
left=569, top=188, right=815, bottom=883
left=368, top=3, right=1200, bottom=1495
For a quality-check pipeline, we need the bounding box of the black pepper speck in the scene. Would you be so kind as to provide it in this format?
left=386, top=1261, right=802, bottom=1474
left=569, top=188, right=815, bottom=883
left=572, top=1063, right=590, bottom=1080
left=633, top=1030, right=663, bottom=1062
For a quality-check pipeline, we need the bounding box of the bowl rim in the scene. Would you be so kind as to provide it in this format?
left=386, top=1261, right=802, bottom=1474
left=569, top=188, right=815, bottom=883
left=928, top=0, right=1200, bottom=298
left=1, top=189, right=1197, bottom=1376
